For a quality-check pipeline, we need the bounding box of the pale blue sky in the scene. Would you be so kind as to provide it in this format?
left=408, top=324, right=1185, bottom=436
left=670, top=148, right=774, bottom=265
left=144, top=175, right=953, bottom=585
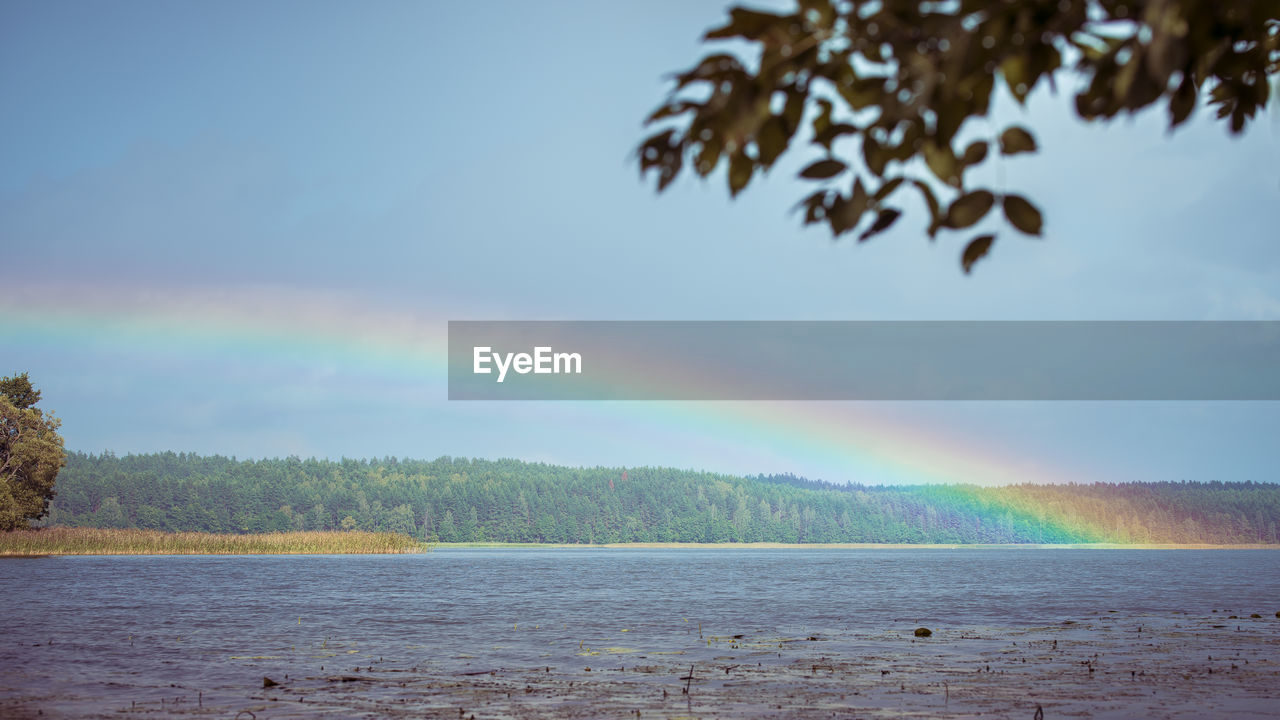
left=2, top=0, right=1278, bottom=484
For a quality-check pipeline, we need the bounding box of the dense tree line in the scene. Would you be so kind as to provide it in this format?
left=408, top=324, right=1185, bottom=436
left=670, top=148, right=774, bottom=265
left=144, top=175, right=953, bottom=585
left=39, top=451, right=1280, bottom=544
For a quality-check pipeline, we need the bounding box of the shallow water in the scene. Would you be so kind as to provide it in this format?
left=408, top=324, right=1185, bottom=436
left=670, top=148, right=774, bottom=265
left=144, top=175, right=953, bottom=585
left=2, top=548, right=1278, bottom=718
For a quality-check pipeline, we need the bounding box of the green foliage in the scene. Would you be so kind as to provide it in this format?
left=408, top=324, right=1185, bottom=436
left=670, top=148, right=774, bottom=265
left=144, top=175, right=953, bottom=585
left=0, top=373, right=41, bottom=410
left=638, top=0, right=1279, bottom=272
left=1, top=373, right=66, bottom=530
left=42, top=452, right=1280, bottom=545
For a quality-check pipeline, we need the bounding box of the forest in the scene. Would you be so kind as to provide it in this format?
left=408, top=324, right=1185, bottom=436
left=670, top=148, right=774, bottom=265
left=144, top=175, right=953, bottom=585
left=39, top=452, right=1280, bottom=545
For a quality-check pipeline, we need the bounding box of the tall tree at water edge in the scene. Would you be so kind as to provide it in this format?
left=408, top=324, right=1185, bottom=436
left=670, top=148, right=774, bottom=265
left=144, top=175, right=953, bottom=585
left=0, top=373, right=66, bottom=530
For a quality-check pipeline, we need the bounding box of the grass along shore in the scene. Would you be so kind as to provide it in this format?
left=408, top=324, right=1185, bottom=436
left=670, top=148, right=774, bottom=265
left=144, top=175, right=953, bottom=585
left=4, top=531, right=1273, bottom=556
left=0, top=528, right=430, bottom=555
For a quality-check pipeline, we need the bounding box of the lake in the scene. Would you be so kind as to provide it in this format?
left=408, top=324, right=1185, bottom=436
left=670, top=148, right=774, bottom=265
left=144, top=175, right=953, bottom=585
left=2, top=548, right=1278, bottom=718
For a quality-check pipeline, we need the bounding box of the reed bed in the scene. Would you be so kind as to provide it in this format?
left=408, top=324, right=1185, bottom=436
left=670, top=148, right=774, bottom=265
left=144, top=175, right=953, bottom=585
left=0, top=527, right=430, bottom=555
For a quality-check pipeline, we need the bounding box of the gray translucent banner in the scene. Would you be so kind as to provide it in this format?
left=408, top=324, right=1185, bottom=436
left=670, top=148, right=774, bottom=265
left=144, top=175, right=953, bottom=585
left=447, top=321, right=1280, bottom=400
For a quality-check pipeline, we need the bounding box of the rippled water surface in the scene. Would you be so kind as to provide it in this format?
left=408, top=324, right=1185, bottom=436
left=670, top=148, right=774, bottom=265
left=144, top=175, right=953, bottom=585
left=2, top=549, right=1278, bottom=717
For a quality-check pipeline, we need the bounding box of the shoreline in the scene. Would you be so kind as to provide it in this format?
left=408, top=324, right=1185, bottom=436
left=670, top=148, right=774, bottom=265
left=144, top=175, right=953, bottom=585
left=15, top=542, right=1273, bottom=557
left=4, top=531, right=1276, bottom=557
left=437, top=541, right=1280, bottom=550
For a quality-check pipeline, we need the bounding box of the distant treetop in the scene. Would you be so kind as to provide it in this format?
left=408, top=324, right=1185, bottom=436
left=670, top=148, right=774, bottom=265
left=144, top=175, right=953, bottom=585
left=0, top=372, right=41, bottom=410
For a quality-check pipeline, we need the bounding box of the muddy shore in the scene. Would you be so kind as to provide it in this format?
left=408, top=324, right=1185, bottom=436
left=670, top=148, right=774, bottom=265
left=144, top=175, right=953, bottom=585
left=5, top=611, right=1276, bottom=719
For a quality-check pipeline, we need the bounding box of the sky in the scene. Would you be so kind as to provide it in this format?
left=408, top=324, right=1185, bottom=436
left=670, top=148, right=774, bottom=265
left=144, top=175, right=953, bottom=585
left=2, top=0, right=1278, bottom=486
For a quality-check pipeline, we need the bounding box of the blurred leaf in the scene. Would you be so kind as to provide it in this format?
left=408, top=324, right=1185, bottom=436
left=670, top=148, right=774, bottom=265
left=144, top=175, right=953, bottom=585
left=637, top=129, right=683, bottom=192
left=1001, top=56, right=1032, bottom=104
left=1169, top=75, right=1198, bottom=128
left=872, top=177, right=904, bottom=202
left=1029, top=43, right=1062, bottom=88
left=829, top=180, right=870, bottom=236
left=998, top=126, right=1037, bottom=155
left=694, top=133, right=723, bottom=176
left=705, top=8, right=786, bottom=40
left=781, top=89, right=806, bottom=132
left=859, top=208, right=901, bottom=242
left=826, top=195, right=853, bottom=235
left=934, top=101, right=965, bottom=145
left=886, top=121, right=922, bottom=162
left=911, top=179, right=942, bottom=239
left=647, top=102, right=699, bottom=123
left=1002, top=194, right=1043, bottom=236
left=849, top=176, right=869, bottom=218
left=812, top=99, right=834, bottom=140
left=672, top=54, right=745, bottom=89
left=793, top=190, right=831, bottom=224
left=923, top=140, right=960, bottom=186
left=814, top=123, right=858, bottom=150
left=863, top=136, right=888, bottom=176
left=837, top=77, right=886, bottom=111
left=756, top=116, right=790, bottom=166
left=728, top=152, right=753, bottom=197
left=799, top=159, right=847, bottom=179
left=943, top=190, right=995, bottom=229
left=961, top=141, right=989, bottom=168
left=961, top=234, right=996, bottom=274
left=826, top=178, right=870, bottom=236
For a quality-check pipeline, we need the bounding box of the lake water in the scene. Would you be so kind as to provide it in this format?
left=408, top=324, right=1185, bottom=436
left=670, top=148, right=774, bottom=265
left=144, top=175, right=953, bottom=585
left=2, top=548, right=1279, bottom=718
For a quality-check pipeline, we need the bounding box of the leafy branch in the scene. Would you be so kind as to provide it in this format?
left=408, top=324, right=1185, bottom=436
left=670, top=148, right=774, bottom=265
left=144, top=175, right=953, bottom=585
left=638, top=0, right=1279, bottom=273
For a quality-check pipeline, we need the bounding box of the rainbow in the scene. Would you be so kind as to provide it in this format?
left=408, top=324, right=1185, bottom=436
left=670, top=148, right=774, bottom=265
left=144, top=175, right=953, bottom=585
left=904, top=483, right=1117, bottom=543
left=1, top=282, right=446, bottom=380
left=2, top=281, right=1109, bottom=530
